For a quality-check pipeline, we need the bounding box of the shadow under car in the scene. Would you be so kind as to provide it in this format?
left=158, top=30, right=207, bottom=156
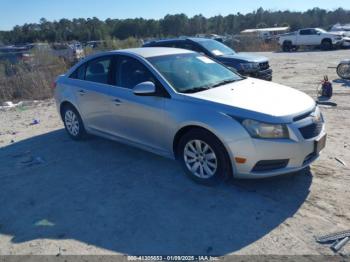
left=0, top=129, right=312, bottom=255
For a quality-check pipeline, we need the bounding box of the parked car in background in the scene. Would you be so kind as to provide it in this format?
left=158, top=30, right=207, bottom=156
left=143, top=37, right=272, bottom=81
left=54, top=47, right=326, bottom=184
left=0, top=46, right=33, bottom=64
left=51, top=43, right=84, bottom=63
left=240, top=26, right=290, bottom=41
left=278, top=28, right=344, bottom=51
left=26, top=42, right=85, bottom=63
left=84, top=40, right=105, bottom=49
left=329, top=23, right=350, bottom=48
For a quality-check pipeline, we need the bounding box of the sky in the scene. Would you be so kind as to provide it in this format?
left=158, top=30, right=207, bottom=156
left=0, top=0, right=349, bottom=30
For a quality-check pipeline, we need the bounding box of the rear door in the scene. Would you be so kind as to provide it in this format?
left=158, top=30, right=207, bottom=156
left=73, top=55, right=117, bottom=133
left=297, top=29, right=319, bottom=45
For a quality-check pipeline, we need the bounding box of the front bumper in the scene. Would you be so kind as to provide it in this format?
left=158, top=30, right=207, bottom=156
left=226, top=115, right=326, bottom=178
left=342, top=38, right=350, bottom=47
left=333, top=39, right=344, bottom=46
left=242, top=68, right=273, bottom=81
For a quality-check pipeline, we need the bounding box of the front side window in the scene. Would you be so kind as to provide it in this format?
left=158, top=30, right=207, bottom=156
left=148, top=53, right=243, bottom=93
left=116, top=56, right=156, bottom=89
left=85, top=56, right=112, bottom=84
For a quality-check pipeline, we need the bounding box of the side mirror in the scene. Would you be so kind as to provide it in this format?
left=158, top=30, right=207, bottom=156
left=133, top=81, right=156, bottom=96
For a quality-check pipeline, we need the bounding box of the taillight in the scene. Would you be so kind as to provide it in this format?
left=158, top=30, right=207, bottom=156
left=52, top=81, right=57, bottom=88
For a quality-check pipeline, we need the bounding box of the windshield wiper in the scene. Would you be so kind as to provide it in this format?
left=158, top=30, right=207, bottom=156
left=211, top=79, right=239, bottom=88
left=181, top=86, right=212, bottom=93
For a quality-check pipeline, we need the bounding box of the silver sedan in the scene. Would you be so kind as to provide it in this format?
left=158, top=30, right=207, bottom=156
left=54, top=47, right=326, bottom=184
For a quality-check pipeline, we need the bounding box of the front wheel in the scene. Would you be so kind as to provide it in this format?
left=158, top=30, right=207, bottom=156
left=177, top=129, right=231, bottom=185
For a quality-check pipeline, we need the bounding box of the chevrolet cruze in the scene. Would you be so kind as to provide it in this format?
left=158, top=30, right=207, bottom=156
left=54, top=47, right=326, bottom=184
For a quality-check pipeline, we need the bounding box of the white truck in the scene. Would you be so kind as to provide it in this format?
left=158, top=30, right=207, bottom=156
left=278, top=28, right=343, bottom=51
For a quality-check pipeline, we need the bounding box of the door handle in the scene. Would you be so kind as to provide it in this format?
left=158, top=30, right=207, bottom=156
left=78, top=89, right=86, bottom=95
left=113, top=98, right=122, bottom=106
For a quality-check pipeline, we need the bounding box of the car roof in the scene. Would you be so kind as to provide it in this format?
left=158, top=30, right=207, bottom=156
left=187, top=37, right=213, bottom=42
left=66, top=47, right=194, bottom=76
left=109, top=47, right=193, bottom=58
left=145, top=37, right=213, bottom=45
left=144, top=38, right=186, bottom=45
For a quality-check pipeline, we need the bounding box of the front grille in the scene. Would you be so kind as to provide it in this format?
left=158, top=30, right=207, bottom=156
left=259, top=61, right=269, bottom=71
left=299, top=122, right=323, bottom=139
left=252, top=159, right=289, bottom=172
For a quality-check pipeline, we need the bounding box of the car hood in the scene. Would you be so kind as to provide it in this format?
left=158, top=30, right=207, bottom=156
left=324, top=32, right=343, bottom=37
left=218, top=53, right=268, bottom=63
left=184, top=78, right=315, bottom=119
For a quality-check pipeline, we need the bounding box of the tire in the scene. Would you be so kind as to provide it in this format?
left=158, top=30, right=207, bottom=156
left=177, top=129, right=231, bottom=185
left=321, top=39, right=332, bottom=51
left=62, top=104, right=86, bottom=140
left=282, top=41, right=292, bottom=52
left=337, top=63, right=350, bottom=79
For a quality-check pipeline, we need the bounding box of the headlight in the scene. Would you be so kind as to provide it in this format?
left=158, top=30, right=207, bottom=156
left=312, top=107, right=324, bottom=123
left=240, top=62, right=259, bottom=71
left=242, top=119, right=289, bottom=139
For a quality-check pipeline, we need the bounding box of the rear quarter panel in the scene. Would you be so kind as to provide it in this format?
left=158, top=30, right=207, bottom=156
left=54, top=76, right=80, bottom=118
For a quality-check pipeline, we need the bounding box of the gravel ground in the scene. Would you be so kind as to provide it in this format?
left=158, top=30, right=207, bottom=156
left=0, top=50, right=349, bottom=257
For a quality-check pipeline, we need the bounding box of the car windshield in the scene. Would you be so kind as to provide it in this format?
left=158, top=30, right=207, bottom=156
left=193, top=39, right=236, bottom=56
left=316, top=28, right=327, bottom=33
left=147, top=53, right=243, bottom=93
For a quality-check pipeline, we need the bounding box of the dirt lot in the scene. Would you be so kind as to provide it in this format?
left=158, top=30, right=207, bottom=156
left=0, top=50, right=349, bottom=257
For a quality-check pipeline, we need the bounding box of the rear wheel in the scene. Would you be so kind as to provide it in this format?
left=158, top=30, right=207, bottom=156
left=282, top=41, right=292, bottom=52
left=62, top=104, right=86, bottom=140
left=321, top=39, right=332, bottom=51
left=177, top=129, right=231, bottom=185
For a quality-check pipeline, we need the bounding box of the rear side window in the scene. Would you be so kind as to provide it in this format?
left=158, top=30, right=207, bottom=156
left=70, top=64, right=86, bottom=80
left=300, top=29, right=311, bottom=35
left=85, top=56, right=112, bottom=84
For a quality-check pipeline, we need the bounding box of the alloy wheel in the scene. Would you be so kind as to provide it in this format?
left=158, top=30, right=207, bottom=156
left=183, top=139, right=218, bottom=179
left=64, top=110, right=80, bottom=136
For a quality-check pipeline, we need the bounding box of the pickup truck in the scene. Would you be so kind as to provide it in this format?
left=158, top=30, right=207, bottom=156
left=278, top=28, right=344, bottom=51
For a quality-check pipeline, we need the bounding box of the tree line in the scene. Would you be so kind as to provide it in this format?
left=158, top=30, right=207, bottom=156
left=1, top=7, right=350, bottom=44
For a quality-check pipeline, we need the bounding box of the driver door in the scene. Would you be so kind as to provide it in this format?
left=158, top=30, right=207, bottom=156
left=107, top=55, right=170, bottom=154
